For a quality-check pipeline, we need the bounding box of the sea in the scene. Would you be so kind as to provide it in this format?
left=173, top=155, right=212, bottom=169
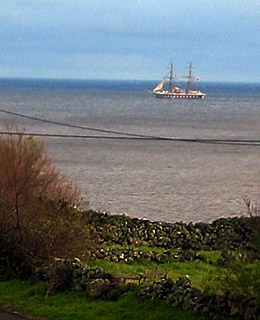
left=0, top=78, right=260, bottom=223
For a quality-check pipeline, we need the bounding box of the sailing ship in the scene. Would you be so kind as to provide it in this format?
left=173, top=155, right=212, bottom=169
left=153, top=62, right=205, bottom=99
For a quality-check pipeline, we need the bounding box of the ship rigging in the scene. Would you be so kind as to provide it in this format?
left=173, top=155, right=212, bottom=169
left=153, top=62, right=205, bottom=99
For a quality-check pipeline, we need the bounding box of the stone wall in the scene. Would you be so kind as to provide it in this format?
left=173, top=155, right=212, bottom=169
left=91, top=247, right=198, bottom=263
left=138, top=276, right=260, bottom=320
left=65, top=260, right=260, bottom=320
left=86, top=211, right=257, bottom=260
left=44, top=212, right=260, bottom=320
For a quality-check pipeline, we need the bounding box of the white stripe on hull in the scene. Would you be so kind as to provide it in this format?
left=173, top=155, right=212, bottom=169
left=154, top=94, right=205, bottom=99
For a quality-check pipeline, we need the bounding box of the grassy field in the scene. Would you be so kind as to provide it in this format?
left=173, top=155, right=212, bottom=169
left=0, top=251, right=238, bottom=320
left=0, top=279, right=214, bottom=320
left=88, top=251, right=221, bottom=291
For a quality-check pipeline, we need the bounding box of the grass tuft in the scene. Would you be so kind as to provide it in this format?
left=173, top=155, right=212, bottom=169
left=0, top=279, right=212, bottom=320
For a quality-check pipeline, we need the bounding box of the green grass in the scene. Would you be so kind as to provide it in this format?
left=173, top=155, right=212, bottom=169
left=197, top=250, right=221, bottom=263
left=0, top=279, right=213, bottom=320
left=0, top=251, right=239, bottom=320
left=88, top=251, right=221, bottom=291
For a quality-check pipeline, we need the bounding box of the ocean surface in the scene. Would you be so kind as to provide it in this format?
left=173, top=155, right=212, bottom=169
left=0, top=78, right=260, bottom=223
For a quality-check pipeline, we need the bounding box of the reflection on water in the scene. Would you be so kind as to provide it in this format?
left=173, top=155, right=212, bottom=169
left=0, top=79, right=260, bottom=223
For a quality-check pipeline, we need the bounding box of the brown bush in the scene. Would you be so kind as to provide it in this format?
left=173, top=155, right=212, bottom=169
left=0, top=123, right=90, bottom=275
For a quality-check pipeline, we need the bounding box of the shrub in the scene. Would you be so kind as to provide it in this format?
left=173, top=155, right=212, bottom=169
left=0, top=124, right=89, bottom=277
left=205, top=199, right=260, bottom=303
left=214, top=257, right=260, bottom=303
left=244, top=197, right=260, bottom=254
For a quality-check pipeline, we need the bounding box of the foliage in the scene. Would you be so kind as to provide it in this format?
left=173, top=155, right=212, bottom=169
left=222, top=259, right=260, bottom=301
left=210, top=250, right=260, bottom=302
left=0, top=278, right=220, bottom=320
left=44, top=260, right=74, bottom=296
left=204, top=198, right=260, bottom=302
left=244, top=197, right=260, bottom=254
left=202, top=199, right=260, bottom=302
left=0, top=124, right=89, bottom=277
left=201, top=249, right=260, bottom=303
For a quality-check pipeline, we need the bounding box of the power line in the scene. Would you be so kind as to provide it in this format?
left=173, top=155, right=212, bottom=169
left=0, top=131, right=151, bottom=140
left=1, top=131, right=260, bottom=146
left=0, top=107, right=260, bottom=146
left=0, top=107, right=166, bottom=140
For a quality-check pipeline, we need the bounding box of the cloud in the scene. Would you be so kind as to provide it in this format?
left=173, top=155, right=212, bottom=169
left=1, top=0, right=260, bottom=81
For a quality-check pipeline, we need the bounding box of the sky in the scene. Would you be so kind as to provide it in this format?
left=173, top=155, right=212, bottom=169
left=1, top=0, right=260, bottom=82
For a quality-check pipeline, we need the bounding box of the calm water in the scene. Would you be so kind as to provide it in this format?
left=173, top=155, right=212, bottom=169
left=0, top=78, right=260, bottom=223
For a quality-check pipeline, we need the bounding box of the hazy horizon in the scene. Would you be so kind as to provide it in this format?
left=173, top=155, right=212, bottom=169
left=0, top=77, right=260, bottom=85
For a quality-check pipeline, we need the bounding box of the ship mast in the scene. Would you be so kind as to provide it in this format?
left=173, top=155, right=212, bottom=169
left=169, top=62, right=173, bottom=92
left=186, top=61, right=192, bottom=93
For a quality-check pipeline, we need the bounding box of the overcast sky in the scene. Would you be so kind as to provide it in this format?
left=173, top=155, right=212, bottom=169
left=1, top=0, right=260, bottom=82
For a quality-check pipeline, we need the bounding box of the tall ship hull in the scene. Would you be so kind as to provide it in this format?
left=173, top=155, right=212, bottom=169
left=153, top=62, right=205, bottom=99
left=154, top=91, right=205, bottom=99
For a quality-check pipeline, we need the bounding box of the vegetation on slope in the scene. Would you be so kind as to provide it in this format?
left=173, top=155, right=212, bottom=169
left=0, top=124, right=91, bottom=278
left=0, top=278, right=234, bottom=320
left=0, top=124, right=259, bottom=319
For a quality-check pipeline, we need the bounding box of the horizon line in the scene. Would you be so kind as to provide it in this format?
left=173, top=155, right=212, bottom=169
left=0, top=76, right=259, bottom=85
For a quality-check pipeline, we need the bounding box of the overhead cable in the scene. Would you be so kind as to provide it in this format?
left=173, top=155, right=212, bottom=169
left=0, top=107, right=165, bottom=140
left=0, top=131, right=260, bottom=146
left=0, top=107, right=260, bottom=146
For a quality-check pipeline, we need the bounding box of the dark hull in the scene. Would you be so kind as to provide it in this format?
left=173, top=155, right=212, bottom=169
left=154, top=93, right=205, bottom=99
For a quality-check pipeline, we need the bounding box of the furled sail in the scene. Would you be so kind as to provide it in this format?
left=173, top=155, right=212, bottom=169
left=153, top=80, right=164, bottom=93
